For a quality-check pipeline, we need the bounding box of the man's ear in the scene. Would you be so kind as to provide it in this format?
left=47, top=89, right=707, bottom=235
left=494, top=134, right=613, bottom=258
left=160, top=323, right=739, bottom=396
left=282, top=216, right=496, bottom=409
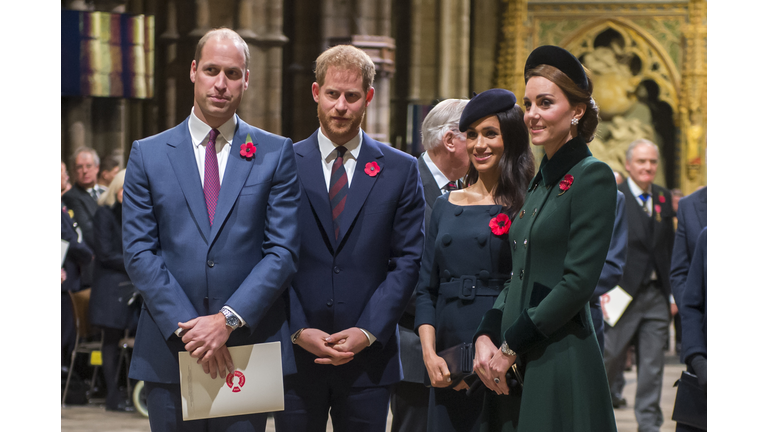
left=365, top=87, right=375, bottom=106
left=312, top=82, right=320, bottom=103
left=443, top=130, right=456, bottom=153
left=190, top=60, right=197, bottom=84
left=243, top=69, right=249, bottom=91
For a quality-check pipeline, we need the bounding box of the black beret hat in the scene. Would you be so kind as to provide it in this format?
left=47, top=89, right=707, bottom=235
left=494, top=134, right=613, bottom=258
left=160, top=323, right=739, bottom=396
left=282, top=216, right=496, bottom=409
left=524, top=45, right=589, bottom=92
left=458, top=88, right=517, bottom=132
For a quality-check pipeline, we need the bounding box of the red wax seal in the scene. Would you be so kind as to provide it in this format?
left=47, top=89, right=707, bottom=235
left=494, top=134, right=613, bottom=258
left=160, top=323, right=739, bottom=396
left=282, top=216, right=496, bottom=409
left=226, top=371, right=246, bottom=393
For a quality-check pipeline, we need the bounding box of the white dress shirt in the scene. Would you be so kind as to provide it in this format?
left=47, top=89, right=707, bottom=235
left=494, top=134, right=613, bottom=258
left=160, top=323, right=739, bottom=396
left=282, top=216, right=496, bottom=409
left=317, top=128, right=363, bottom=191
left=422, top=151, right=453, bottom=193
left=188, top=107, right=237, bottom=188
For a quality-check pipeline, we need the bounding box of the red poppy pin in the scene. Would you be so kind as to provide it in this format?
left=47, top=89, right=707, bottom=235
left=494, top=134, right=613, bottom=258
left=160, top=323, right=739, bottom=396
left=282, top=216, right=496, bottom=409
left=365, top=161, right=381, bottom=177
left=489, top=213, right=511, bottom=236
left=558, top=174, right=574, bottom=196
left=240, top=134, right=256, bottom=159
left=658, top=192, right=666, bottom=203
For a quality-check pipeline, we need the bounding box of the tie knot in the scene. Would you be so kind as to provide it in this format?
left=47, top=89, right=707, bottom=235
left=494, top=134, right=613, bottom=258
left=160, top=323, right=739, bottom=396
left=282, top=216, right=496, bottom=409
left=335, top=146, right=347, bottom=158
left=208, top=128, right=220, bottom=145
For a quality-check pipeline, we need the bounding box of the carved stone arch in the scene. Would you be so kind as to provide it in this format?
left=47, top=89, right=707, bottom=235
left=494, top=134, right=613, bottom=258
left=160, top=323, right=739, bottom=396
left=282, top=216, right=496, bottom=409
left=560, top=18, right=681, bottom=120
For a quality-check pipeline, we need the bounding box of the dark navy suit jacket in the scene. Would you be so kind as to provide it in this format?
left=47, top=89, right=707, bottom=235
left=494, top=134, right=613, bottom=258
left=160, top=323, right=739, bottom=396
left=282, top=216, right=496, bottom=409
left=287, top=130, right=425, bottom=388
left=680, top=227, right=706, bottom=364
left=123, top=116, right=301, bottom=384
left=670, top=186, right=707, bottom=303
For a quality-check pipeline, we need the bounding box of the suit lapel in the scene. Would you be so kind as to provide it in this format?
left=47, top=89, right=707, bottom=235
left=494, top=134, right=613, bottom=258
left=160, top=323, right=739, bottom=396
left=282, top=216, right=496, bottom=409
left=295, top=132, right=336, bottom=245
left=337, top=132, right=383, bottom=243
left=166, top=118, right=211, bottom=241
left=696, top=187, right=707, bottom=229
left=418, top=154, right=441, bottom=209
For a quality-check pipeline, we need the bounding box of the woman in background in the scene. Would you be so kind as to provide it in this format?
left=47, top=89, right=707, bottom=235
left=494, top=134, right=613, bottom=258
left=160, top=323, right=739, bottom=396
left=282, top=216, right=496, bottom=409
left=90, top=169, right=139, bottom=412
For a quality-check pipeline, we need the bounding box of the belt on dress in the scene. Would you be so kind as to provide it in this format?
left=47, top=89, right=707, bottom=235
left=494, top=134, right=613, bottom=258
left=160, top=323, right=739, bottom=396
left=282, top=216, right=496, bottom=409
left=439, top=276, right=506, bottom=301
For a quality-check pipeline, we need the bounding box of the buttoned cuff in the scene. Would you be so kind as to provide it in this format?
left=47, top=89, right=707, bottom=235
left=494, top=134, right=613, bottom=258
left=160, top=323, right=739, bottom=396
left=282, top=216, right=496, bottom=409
left=360, top=328, right=377, bottom=346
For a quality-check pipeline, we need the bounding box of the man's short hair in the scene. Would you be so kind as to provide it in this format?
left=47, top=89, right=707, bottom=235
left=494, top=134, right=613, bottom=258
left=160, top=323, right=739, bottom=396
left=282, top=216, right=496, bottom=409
left=314, top=45, right=376, bottom=92
left=421, top=99, right=470, bottom=152
left=625, top=138, right=659, bottom=162
left=194, top=28, right=250, bottom=70
left=70, top=147, right=100, bottom=169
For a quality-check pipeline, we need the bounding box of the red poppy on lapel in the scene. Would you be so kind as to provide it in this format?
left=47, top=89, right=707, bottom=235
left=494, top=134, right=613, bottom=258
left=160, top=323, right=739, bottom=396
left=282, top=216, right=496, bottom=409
left=240, top=142, right=256, bottom=159
left=658, top=192, right=666, bottom=203
left=558, top=174, right=574, bottom=196
left=489, top=213, right=511, bottom=236
left=240, top=133, right=256, bottom=159
left=365, top=161, right=381, bottom=177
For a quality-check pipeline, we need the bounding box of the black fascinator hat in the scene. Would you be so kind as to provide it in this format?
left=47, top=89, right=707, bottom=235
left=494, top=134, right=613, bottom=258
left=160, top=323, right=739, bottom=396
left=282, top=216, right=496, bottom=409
left=458, top=88, right=517, bottom=132
left=524, top=45, right=588, bottom=91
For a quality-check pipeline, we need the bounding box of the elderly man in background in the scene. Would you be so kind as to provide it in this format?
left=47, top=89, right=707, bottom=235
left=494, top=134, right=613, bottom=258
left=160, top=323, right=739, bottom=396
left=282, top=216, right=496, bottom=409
left=390, top=98, right=469, bottom=432
left=604, top=139, right=675, bottom=432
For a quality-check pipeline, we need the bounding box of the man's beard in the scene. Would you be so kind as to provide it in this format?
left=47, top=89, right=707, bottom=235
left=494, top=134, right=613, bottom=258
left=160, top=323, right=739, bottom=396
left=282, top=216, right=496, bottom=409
left=317, top=105, right=366, bottom=143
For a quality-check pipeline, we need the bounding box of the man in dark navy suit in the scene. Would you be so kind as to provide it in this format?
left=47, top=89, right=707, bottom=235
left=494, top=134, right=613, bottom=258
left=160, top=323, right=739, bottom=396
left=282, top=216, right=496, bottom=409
left=123, top=28, right=300, bottom=432
left=275, top=45, right=425, bottom=432
left=670, top=187, right=707, bottom=314
left=391, top=98, right=469, bottom=432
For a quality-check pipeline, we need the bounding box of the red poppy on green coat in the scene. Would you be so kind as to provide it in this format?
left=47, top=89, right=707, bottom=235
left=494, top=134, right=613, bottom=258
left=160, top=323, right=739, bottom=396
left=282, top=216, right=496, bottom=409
left=559, top=174, right=574, bottom=192
left=489, top=213, right=511, bottom=236
left=365, top=161, right=381, bottom=177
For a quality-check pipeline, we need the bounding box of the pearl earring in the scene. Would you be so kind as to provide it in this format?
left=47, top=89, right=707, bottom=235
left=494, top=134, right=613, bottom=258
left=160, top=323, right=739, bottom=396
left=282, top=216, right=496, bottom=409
left=571, top=118, right=579, bottom=126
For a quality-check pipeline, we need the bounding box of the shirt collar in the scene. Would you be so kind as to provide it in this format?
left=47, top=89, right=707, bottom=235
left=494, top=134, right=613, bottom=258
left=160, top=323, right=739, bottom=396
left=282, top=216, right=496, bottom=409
left=188, top=108, right=237, bottom=147
left=627, top=176, right=651, bottom=198
left=318, top=128, right=363, bottom=162
left=530, top=136, right=591, bottom=189
left=422, top=151, right=451, bottom=189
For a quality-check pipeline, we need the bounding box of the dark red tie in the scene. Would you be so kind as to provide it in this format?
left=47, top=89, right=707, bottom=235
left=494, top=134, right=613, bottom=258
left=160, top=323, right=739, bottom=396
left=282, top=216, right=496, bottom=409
left=204, top=128, right=221, bottom=226
left=329, top=146, right=348, bottom=239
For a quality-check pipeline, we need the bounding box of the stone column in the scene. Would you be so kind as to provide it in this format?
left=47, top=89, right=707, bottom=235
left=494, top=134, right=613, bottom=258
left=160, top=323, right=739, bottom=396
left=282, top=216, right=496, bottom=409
left=680, top=0, right=707, bottom=194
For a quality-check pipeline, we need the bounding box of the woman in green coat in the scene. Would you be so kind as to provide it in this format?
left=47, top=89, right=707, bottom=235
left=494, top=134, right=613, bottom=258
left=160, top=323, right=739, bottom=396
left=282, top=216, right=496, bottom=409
left=473, top=45, right=618, bottom=431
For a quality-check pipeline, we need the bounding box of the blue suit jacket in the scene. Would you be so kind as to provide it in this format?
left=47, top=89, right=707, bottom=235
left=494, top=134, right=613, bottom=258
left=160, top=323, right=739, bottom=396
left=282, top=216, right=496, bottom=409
left=680, top=227, right=706, bottom=364
left=123, top=116, right=301, bottom=384
left=287, top=130, right=425, bottom=387
left=670, top=186, right=707, bottom=303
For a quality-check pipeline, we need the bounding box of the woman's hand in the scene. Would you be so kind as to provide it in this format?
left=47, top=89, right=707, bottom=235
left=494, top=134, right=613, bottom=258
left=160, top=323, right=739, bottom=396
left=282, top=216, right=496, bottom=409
left=423, top=351, right=453, bottom=388
left=474, top=335, right=516, bottom=395
left=486, top=349, right=516, bottom=395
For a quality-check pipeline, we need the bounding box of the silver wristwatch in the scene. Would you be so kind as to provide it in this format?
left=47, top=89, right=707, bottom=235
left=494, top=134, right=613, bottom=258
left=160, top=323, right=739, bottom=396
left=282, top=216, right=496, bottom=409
left=220, top=307, right=240, bottom=330
left=500, top=341, right=517, bottom=357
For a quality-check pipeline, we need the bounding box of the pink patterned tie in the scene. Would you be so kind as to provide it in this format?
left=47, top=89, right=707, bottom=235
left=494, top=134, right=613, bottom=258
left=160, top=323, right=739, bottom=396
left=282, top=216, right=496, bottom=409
left=204, top=128, right=221, bottom=226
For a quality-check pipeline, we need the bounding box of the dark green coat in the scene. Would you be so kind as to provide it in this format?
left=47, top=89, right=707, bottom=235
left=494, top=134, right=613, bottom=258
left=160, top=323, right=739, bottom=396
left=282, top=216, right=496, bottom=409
left=475, top=137, right=618, bottom=432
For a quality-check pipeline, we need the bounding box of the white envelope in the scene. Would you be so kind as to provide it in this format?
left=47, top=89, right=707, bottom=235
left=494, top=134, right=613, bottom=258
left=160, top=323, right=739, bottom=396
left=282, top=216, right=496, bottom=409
left=179, top=341, right=284, bottom=421
left=61, top=239, right=70, bottom=267
left=601, top=286, right=633, bottom=327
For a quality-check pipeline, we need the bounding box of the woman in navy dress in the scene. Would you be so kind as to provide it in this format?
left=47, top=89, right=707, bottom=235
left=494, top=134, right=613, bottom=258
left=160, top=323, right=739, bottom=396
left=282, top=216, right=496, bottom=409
left=90, top=169, right=140, bottom=411
left=414, top=89, right=535, bottom=432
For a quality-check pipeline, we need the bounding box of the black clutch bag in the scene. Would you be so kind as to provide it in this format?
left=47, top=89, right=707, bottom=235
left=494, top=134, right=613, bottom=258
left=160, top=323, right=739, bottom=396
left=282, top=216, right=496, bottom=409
left=671, top=371, right=707, bottom=430
left=424, top=342, right=474, bottom=388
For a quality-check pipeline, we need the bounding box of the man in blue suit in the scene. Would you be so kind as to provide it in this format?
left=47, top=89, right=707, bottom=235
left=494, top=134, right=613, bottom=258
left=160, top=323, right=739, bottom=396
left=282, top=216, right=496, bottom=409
left=274, top=45, right=425, bottom=432
left=123, top=28, right=301, bottom=432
